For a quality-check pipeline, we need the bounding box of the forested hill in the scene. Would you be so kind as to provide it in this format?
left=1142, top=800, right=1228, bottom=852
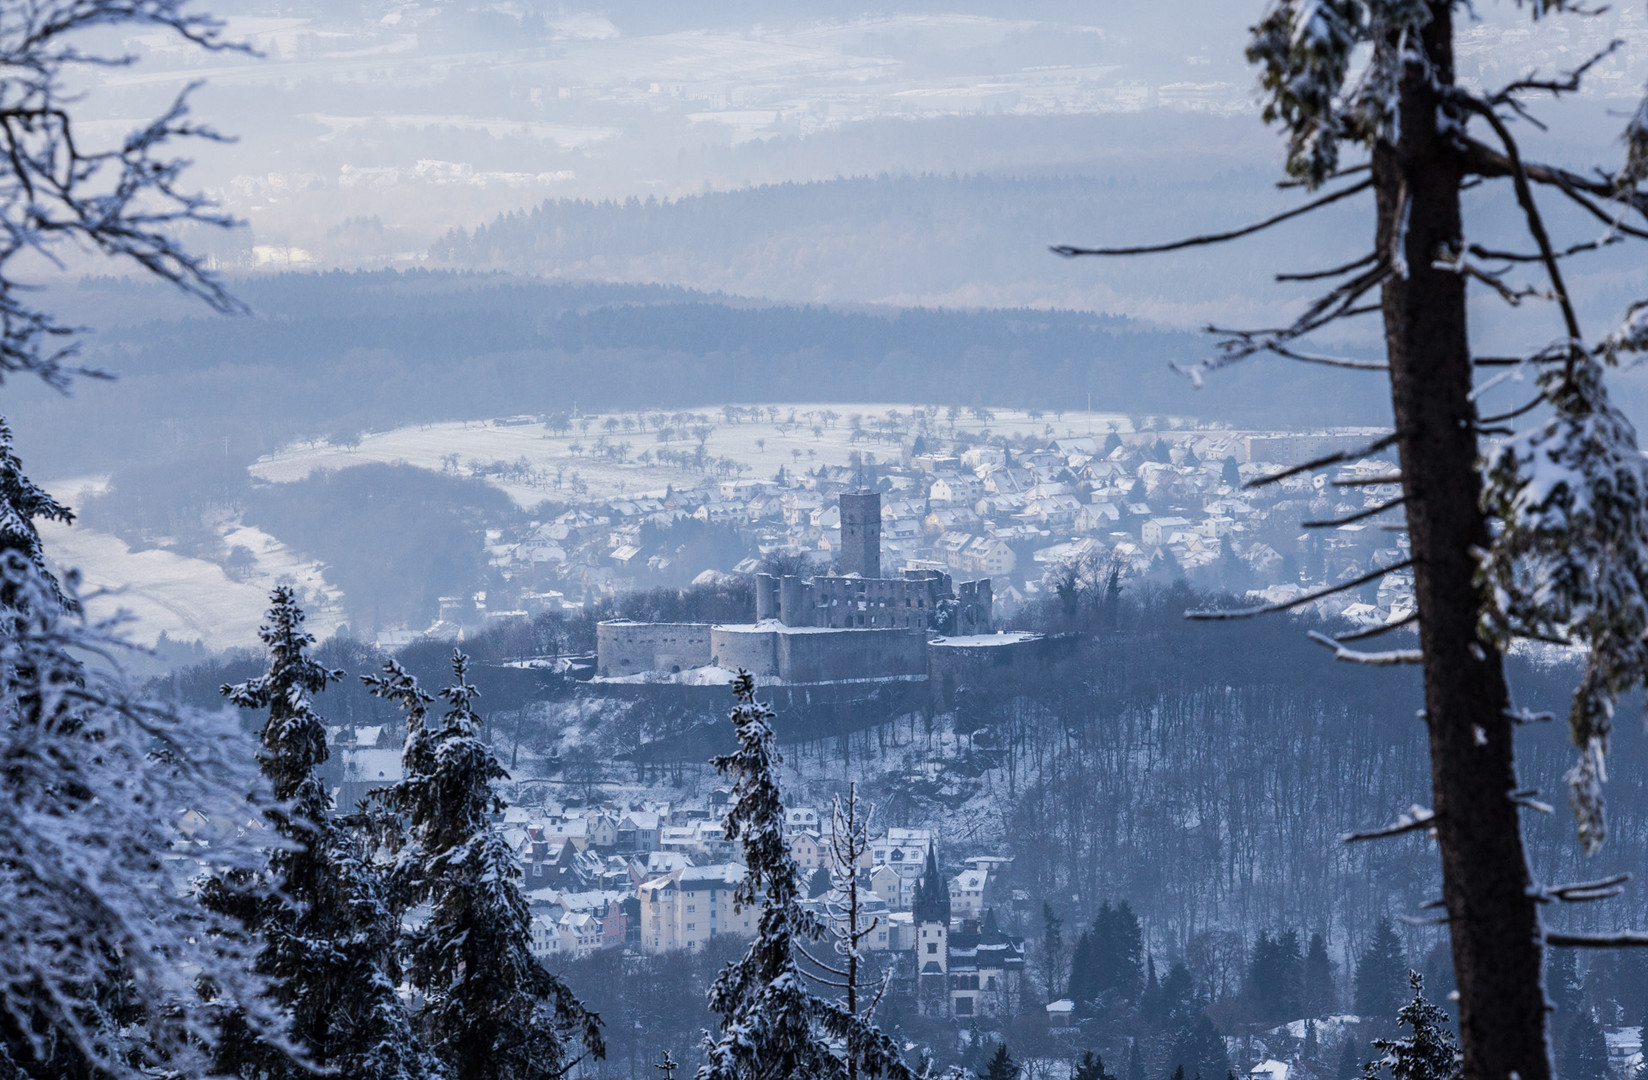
left=15, top=270, right=1382, bottom=478
left=428, top=172, right=1343, bottom=321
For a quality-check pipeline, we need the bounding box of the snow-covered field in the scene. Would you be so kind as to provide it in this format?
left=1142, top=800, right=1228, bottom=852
left=251, top=404, right=1139, bottom=507
left=37, top=479, right=348, bottom=653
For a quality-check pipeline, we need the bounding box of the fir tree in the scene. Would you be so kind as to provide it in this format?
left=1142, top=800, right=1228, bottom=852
left=1168, top=1014, right=1230, bottom=1080
left=0, top=0, right=304, bottom=1072
left=1139, top=955, right=1161, bottom=1021
left=0, top=530, right=278, bottom=1078
left=699, top=673, right=913, bottom=1080
left=204, top=588, right=441, bottom=1080
left=370, top=653, right=602, bottom=1080
left=1557, top=1012, right=1609, bottom=1080
left=1353, top=919, right=1407, bottom=1024
left=1359, top=974, right=1458, bottom=1080
left=984, top=1043, right=1020, bottom=1080
left=1245, top=929, right=1304, bottom=1023
left=1070, top=902, right=1144, bottom=1004
left=1302, top=933, right=1338, bottom=1018
left=1159, top=962, right=1196, bottom=1028
left=1073, top=1052, right=1115, bottom=1080
left=1221, top=457, right=1242, bottom=488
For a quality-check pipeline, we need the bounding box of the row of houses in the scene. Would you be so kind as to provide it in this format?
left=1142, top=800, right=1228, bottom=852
left=465, top=424, right=1412, bottom=637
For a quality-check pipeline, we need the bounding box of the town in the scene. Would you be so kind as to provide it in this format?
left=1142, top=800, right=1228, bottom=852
left=313, top=406, right=1414, bottom=648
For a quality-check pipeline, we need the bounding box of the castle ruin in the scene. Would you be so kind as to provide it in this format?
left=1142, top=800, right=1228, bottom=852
left=598, top=491, right=996, bottom=682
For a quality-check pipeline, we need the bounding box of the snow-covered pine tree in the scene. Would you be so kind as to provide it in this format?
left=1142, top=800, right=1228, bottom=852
left=368, top=653, right=602, bottom=1080
left=1359, top=973, right=1458, bottom=1080
left=699, top=673, right=914, bottom=1080
left=0, top=2, right=315, bottom=1075
left=201, top=587, right=441, bottom=1080
left=0, top=528, right=279, bottom=1078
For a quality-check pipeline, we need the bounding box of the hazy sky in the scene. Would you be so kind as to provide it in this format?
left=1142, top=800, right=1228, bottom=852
left=67, top=2, right=1648, bottom=276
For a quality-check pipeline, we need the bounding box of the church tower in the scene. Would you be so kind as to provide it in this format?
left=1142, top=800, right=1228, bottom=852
left=912, top=841, right=950, bottom=1015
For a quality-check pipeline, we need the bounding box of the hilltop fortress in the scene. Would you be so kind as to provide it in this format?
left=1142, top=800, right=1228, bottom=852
left=597, top=491, right=1015, bottom=685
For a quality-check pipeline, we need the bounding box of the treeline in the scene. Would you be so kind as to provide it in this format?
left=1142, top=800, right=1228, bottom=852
left=15, top=269, right=1355, bottom=479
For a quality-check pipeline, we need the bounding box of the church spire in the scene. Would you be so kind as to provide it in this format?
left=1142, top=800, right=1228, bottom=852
left=912, top=840, right=950, bottom=925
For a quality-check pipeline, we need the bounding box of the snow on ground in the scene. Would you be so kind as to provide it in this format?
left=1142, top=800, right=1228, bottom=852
left=250, top=404, right=1139, bottom=506
left=40, top=518, right=275, bottom=651
left=37, top=479, right=347, bottom=651
left=929, top=632, right=1039, bottom=646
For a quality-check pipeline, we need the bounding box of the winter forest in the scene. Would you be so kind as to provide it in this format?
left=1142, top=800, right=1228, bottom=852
left=13, top=2, right=1648, bottom=1080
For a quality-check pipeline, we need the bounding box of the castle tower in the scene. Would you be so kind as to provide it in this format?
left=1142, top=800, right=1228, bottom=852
left=912, top=841, right=950, bottom=1015
left=839, top=491, right=881, bottom=579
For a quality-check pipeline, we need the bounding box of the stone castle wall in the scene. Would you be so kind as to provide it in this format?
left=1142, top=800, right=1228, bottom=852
left=709, top=625, right=779, bottom=675
left=777, top=627, right=928, bottom=682
left=597, top=621, right=712, bottom=677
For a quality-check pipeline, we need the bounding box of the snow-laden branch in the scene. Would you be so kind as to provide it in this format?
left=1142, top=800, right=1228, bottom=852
left=1302, top=495, right=1406, bottom=528
left=1244, top=430, right=1398, bottom=490
left=1543, top=931, right=1648, bottom=948
left=1187, top=558, right=1414, bottom=621
left=1307, top=630, right=1423, bottom=665
left=1532, top=872, right=1630, bottom=904
left=1344, top=805, right=1436, bottom=843
left=1481, top=350, right=1648, bottom=852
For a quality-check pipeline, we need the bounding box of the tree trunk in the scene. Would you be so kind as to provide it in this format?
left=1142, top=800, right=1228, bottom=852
left=1379, top=6, right=1550, bottom=1078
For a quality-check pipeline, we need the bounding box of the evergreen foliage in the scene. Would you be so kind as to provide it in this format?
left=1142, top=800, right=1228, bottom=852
left=698, top=673, right=912, bottom=1080
left=1302, top=933, right=1338, bottom=1018
left=1073, top=1052, right=1116, bottom=1080
left=203, top=588, right=440, bottom=1080
left=369, top=653, right=602, bottom=1080
left=1168, top=1014, right=1231, bottom=1080
left=1359, top=973, right=1458, bottom=1080
left=1545, top=948, right=1580, bottom=1021
left=1069, top=901, right=1144, bottom=1005
left=1042, top=902, right=1065, bottom=1001
left=1353, top=919, right=1407, bottom=1023
left=983, top=1042, right=1020, bottom=1080
left=1556, top=1012, right=1609, bottom=1080
left=1244, top=929, right=1304, bottom=1022
left=0, top=1, right=306, bottom=1072
left=0, top=538, right=276, bottom=1079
